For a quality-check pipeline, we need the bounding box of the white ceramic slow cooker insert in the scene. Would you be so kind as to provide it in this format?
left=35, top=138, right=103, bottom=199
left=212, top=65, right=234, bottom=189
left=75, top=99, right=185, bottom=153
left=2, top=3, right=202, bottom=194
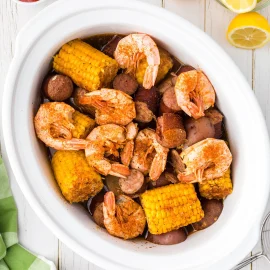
left=2, top=0, right=270, bottom=269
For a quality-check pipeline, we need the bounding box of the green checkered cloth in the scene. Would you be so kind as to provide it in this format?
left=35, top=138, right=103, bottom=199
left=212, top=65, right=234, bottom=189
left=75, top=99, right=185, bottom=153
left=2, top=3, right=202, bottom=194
left=0, top=157, right=56, bottom=270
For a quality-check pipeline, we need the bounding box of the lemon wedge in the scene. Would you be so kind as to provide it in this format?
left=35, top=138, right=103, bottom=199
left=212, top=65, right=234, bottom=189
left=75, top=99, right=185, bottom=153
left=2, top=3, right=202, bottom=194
left=220, top=0, right=257, bottom=13
left=227, top=12, right=270, bottom=49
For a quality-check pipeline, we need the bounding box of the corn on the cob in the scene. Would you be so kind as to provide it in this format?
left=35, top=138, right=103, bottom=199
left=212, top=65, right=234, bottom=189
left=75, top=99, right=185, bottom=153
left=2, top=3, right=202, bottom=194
left=140, top=183, right=204, bottom=234
left=199, top=169, right=233, bottom=200
left=53, top=39, right=119, bottom=91
left=72, top=111, right=95, bottom=139
left=52, top=151, right=103, bottom=203
left=136, top=47, right=173, bottom=86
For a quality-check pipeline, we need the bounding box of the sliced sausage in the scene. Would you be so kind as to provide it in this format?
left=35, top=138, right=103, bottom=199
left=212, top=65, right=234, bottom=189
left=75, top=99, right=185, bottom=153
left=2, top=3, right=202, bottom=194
left=148, top=172, right=171, bottom=189
left=156, top=113, right=186, bottom=148
left=158, top=74, right=177, bottom=95
left=43, top=74, right=74, bottom=101
left=159, top=99, right=175, bottom=115
left=192, top=199, right=223, bottom=231
left=105, top=175, right=123, bottom=196
left=162, top=88, right=181, bottom=112
left=134, top=86, right=159, bottom=123
left=102, top=35, right=123, bottom=58
left=93, top=203, right=105, bottom=228
left=178, top=65, right=195, bottom=74
left=205, top=108, right=224, bottom=139
left=157, top=65, right=195, bottom=96
left=119, top=169, right=144, bottom=195
left=87, top=191, right=105, bottom=228
left=113, top=73, right=138, bottom=95
left=146, top=228, right=187, bottom=245
left=73, top=87, right=96, bottom=116
left=184, top=117, right=215, bottom=147
left=170, top=150, right=185, bottom=173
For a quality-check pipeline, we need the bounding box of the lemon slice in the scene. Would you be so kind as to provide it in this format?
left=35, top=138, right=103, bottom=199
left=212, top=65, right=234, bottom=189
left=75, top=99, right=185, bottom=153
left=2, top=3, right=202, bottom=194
left=227, top=12, right=270, bottom=49
left=220, top=0, right=257, bottom=13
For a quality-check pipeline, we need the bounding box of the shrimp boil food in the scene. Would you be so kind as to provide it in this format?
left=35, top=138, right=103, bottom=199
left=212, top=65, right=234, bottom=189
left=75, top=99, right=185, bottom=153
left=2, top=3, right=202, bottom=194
left=34, top=33, right=233, bottom=245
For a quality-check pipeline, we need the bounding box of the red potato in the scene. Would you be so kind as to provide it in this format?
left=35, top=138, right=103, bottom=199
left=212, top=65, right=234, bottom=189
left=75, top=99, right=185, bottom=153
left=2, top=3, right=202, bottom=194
left=134, top=86, right=159, bottom=123
left=73, top=87, right=96, bottom=116
left=146, top=228, right=187, bottom=245
left=102, top=35, right=123, bottom=58
left=156, top=113, right=186, bottom=148
left=119, top=169, right=144, bottom=195
left=184, top=117, right=215, bottom=147
left=162, top=88, right=181, bottom=112
left=192, top=199, right=223, bottom=231
left=113, top=73, right=138, bottom=95
left=43, top=74, right=74, bottom=101
left=205, top=108, right=224, bottom=139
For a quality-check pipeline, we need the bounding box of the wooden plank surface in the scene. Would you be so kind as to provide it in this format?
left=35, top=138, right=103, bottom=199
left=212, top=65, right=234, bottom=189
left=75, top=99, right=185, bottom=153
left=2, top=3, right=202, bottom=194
left=1, top=0, right=270, bottom=269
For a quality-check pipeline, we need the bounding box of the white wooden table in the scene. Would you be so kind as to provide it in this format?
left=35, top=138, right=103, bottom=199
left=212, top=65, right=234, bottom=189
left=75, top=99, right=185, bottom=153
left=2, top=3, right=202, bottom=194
left=1, top=0, right=270, bottom=269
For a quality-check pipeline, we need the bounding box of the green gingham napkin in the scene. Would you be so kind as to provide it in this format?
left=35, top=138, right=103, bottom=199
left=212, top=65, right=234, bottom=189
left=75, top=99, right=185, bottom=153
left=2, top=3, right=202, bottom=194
left=0, top=157, right=56, bottom=270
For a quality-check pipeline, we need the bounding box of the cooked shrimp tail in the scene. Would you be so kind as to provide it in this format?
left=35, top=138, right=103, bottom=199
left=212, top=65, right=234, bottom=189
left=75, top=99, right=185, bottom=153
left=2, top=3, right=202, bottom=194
left=103, top=191, right=146, bottom=239
left=175, top=70, right=215, bottom=119
left=178, top=138, right=232, bottom=183
left=131, top=128, right=169, bottom=180
left=114, top=34, right=160, bottom=89
left=80, top=89, right=136, bottom=126
left=85, top=124, right=130, bottom=178
left=34, top=102, right=88, bottom=150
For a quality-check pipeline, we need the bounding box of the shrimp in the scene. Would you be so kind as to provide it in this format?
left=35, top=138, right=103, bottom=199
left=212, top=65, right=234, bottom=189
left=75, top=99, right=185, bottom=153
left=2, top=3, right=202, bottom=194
left=80, top=89, right=136, bottom=126
left=174, top=70, right=215, bottom=119
left=114, top=33, right=160, bottom=89
left=178, top=138, right=232, bottom=183
left=103, top=191, right=146, bottom=239
left=130, top=129, right=169, bottom=181
left=34, top=102, right=88, bottom=150
left=120, top=122, right=139, bottom=166
left=85, top=124, right=130, bottom=178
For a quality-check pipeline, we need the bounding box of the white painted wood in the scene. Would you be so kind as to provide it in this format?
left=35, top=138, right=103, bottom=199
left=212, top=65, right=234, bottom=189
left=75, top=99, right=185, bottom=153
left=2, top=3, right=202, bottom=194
left=205, top=0, right=253, bottom=85
left=164, top=0, right=204, bottom=29
left=1, top=0, right=270, bottom=269
left=252, top=5, right=270, bottom=270
left=0, top=0, right=59, bottom=267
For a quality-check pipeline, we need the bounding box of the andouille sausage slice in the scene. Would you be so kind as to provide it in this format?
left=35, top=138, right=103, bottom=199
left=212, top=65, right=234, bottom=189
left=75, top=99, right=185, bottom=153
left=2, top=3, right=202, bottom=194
left=157, top=65, right=195, bottom=95
left=148, top=172, right=171, bottom=189
left=93, top=203, right=105, bottom=228
left=156, top=113, right=186, bottom=148
left=159, top=99, right=176, bottom=115
left=43, top=74, right=74, bottom=101
left=113, top=73, right=138, bottom=95
left=73, top=87, right=96, bottom=116
left=184, top=117, right=215, bottom=147
left=170, top=149, right=185, bottom=174
left=119, top=169, right=144, bottom=195
left=162, top=87, right=181, bottom=112
left=146, top=228, right=187, bottom=245
left=178, top=65, right=195, bottom=74
left=205, top=108, right=224, bottom=139
left=134, top=86, right=159, bottom=123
